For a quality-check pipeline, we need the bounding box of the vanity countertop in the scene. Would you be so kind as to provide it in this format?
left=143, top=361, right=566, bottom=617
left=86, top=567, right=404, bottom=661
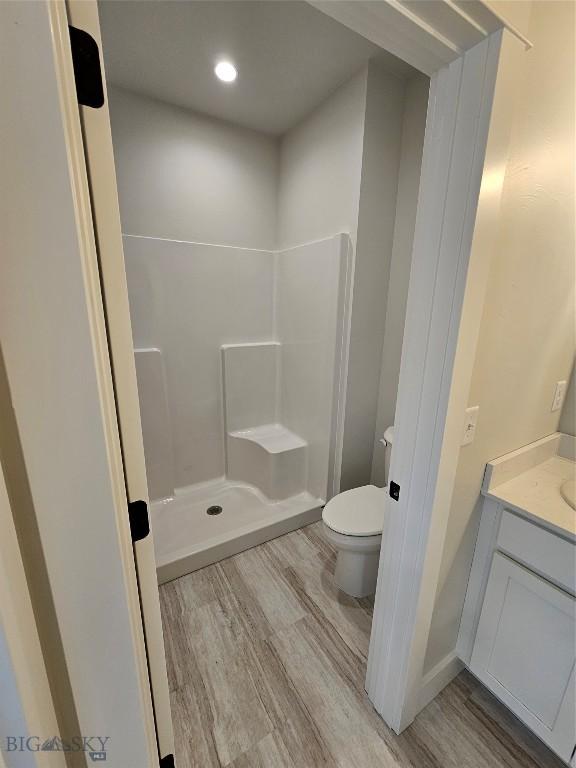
left=482, top=433, right=576, bottom=541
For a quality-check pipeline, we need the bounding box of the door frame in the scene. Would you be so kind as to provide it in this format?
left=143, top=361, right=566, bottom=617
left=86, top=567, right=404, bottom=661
left=64, top=0, right=175, bottom=761
left=365, top=30, right=530, bottom=730
left=317, top=2, right=531, bottom=732
left=21, top=0, right=532, bottom=758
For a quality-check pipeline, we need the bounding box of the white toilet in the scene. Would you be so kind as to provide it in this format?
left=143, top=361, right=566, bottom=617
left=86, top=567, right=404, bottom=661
left=322, top=426, right=394, bottom=597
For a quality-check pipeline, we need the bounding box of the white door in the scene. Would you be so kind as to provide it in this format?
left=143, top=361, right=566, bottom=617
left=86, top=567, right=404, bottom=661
left=64, top=1, right=174, bottom=763
left=471, top=553, right=576, bottom=763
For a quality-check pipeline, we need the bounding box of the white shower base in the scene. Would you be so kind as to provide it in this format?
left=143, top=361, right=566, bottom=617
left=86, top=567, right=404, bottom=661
left=151, top=477, right=323, bottom=583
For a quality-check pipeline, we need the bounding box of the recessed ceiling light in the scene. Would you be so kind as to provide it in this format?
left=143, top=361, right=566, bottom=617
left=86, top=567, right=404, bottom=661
left=214, top=60, right=237, bottom=83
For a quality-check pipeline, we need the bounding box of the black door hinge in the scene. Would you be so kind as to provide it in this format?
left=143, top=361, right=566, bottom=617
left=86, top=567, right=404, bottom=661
left=389, top=481, right=400, bottom=501
left=68, top=26, right=104, bottom=108
left=160, top=755, right=175, bottom=768
left=128, top=500, right=150, bottom=542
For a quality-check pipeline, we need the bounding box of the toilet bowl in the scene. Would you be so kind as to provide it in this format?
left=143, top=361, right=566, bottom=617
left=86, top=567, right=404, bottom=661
left=322, top=426, right=393, bottom=597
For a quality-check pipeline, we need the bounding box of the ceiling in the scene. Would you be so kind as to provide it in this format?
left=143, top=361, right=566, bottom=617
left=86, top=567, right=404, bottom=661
left=98, top=0, right=417, bottom=135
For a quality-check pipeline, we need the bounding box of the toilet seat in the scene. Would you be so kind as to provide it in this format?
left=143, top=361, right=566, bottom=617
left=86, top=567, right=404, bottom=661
left=322, top=484, right=385, bottom=537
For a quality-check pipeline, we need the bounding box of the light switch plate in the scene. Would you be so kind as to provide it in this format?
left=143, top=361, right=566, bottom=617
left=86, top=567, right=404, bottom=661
left=551, top=380, right=567, bottom=412
left=462, top=405, right=479, bottom=446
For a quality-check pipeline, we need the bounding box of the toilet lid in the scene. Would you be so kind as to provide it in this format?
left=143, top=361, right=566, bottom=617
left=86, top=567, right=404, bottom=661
left=322, top=485, right=386, bottom=537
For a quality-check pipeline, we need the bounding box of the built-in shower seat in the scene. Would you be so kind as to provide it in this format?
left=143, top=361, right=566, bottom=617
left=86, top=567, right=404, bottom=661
left=227, top=423, right=307, bottom=501
left=228, top=423, right=306, bottom=454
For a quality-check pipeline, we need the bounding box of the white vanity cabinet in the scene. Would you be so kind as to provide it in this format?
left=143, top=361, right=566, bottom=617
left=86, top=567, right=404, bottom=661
left=458, top=433, right=576, bottom=765
left=470, top=549, right=575, bottom=762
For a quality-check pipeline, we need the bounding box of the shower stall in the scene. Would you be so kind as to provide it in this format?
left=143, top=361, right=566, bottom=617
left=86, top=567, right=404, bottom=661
left=99, top=0, right=427, bottom=584
left=126, top=233, right=352, bottom=582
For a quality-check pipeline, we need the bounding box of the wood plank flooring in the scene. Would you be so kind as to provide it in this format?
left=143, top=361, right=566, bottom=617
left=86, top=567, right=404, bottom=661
left=160, top=522, right=564, bottom=767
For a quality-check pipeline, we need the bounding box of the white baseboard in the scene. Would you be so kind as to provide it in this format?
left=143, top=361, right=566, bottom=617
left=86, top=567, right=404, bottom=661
left=417, top=651, right=464, bottom=713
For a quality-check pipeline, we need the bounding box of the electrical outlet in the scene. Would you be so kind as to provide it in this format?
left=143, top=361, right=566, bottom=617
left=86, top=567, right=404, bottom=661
left=462, top=405, right=479, bottom=446
left=551, top=380, right=567, bottom=412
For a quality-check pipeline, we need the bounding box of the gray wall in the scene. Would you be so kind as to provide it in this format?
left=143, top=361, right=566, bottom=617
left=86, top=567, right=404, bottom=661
left=340, top=63, right=406, bottom=490
left=108, top=86, right=279, bottom=250
left=277, top=68, right=367, bottom=251
left=371, top=75, right=429, bottom=486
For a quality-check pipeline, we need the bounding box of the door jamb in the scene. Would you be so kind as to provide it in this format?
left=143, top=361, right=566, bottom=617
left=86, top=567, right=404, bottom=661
left=313, top=2, right=530, bottom=734
left=366, top=32, right=496, bottom=731
left=363, top=26, right=530, bottom=731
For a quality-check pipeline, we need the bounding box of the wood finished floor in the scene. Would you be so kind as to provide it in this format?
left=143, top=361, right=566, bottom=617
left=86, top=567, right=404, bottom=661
left=160, top=522, right=564, bottom=768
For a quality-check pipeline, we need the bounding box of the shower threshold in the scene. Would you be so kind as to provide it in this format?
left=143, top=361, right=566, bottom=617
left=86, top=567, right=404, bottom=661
left=150, top=477, right=323, bottom=583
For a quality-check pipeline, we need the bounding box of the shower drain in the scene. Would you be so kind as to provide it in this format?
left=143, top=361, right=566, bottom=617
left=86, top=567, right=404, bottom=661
left=206, top=505, right=223, bottom=516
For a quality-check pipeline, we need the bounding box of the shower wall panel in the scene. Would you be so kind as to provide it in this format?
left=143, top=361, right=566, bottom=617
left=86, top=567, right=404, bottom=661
left=125, top=234, right=351, bottom=503
left=124, top=236, right=274, bottom=493
left=221, top=342, right=280, bottom=433
left=276, top=234, right=351, bottom=500
left=134, top=347, right=174, bottom=501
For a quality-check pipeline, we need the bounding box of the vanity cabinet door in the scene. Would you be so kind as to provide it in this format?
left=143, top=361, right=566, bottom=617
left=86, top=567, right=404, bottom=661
left=470, top=553, right=576, bottom=762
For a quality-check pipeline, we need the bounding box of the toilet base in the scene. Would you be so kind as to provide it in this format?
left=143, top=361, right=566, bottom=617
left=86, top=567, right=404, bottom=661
left=322, top=523, right=382, bottom=598
left=334, top=548, right=380, bottom=598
